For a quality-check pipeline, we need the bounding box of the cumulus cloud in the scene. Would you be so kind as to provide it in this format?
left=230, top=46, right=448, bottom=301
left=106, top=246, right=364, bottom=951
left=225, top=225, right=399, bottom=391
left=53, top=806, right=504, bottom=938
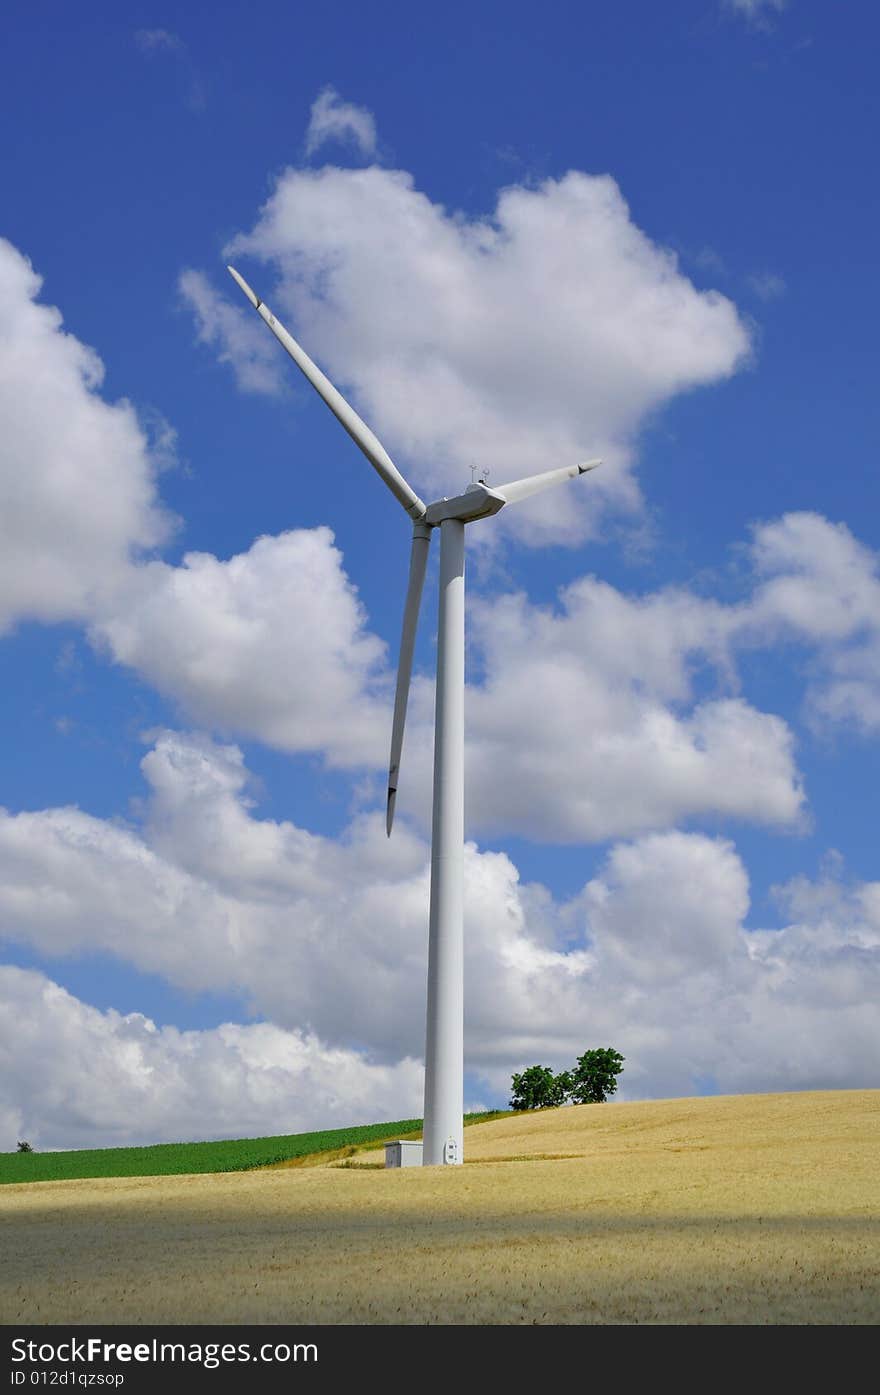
left=2, top=729, right=878, bottom=1147
left=0, top=240, right=174, bottom=634
left=449, top=579, right=804, bottom=841
left=0, top=233, right=821, bottom=850
left=178, top=269, right=285, bottom=394
left=83, top=520, right=809, bottom=838
left=584, top=831, right=751, bottom=983
left=0, top=243, right=855, bottom=841
left=744, top=512, right=880, bottom=732
left=90, top=528, right=390, bottom=767
left=413, top=510, right=879, bottom=842
left=305, top=86, right=378, bottom=159
left=0, top=966, right=423, bottom=1151
left=0, top=235, right=806, bottom=834
left=574, top=835, right=880, bottom=1100
left=85, top=510, right=880, bottom=843
left=206, top=156, right=751, bottom=543
left=0, top=730, right=536, bottom=1059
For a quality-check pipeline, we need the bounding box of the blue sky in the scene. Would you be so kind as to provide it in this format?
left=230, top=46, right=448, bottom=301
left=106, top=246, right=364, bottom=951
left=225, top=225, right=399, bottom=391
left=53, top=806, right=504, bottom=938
left=1, top=0, right=878, bottom=1148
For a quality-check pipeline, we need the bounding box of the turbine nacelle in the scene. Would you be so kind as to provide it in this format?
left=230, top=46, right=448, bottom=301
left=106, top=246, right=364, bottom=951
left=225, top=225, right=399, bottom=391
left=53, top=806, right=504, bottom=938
left=424, top=484, right=507, bottom=526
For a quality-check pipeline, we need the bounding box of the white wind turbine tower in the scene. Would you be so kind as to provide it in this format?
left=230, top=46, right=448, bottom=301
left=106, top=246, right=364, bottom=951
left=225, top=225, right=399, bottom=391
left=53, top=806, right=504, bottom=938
left=228, top=265, right=599, bottom=1165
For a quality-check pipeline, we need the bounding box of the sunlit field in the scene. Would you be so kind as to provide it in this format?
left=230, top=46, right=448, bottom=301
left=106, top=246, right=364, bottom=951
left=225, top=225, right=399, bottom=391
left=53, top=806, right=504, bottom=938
left=1, top=1091, right=877, bottom=1325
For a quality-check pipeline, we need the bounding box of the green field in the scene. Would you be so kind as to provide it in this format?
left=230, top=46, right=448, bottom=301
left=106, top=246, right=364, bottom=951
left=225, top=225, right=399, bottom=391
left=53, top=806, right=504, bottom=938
left=0, top=1118, right=421, bottom=1184
left=0, top=1112, right=508, bottom=1185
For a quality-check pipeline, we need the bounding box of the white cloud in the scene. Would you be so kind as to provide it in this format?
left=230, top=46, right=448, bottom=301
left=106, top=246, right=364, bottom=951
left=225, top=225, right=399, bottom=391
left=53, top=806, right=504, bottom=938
left=2, top=235, right=873, bottom=860
left=745, top=512, right=880, bottom=732
left=88, top=511, right=880, bottom=844
left=0, top=966, right=423, bottom=1151
left=393, top=513, right=873, bottom=844
left=82, top=521, right=807, bottom=839
left=583, top=831, right=750, bottom=983
left=179, top=269, right=285, bottom=394
left=0, top=731, right=435, bottom=1055
left=0, top=253, right=849, bottom=841
left=446, top=578, right=804, bottom=841
left=748, top=512, right=880, bottom=641
left=575, top=834, right=880, bottom=1100
left=0, top=240, right=174, bottom=634
left=213, top=159, right=750, bottom=543
left=90, top=528, right=390, bottom=767
left=0, top=233, right=813, bottom=849
left=2, top=730, right=878, bottom=1147
left=304, top=87, right=378, bottom=159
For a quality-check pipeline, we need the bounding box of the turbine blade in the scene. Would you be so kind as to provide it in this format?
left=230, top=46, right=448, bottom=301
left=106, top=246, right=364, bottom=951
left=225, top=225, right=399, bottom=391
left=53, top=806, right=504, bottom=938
left=226, top=266, right=426, bottom=522
left=493, top=458, right=601, bottom=506
left=387, top=524, right=432, bottom=835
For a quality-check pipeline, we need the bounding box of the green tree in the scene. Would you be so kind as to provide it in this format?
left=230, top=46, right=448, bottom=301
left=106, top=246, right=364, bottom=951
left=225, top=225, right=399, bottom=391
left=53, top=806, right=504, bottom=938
left=16, top=1140, right=33, bottom=1153
left=568, top=1048, right=624, bottom=1103
left=509, top=1065, right=571, bottom=1111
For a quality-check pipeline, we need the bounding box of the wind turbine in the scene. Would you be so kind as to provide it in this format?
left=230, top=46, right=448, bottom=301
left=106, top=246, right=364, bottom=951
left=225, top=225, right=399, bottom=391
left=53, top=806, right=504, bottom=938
left=227, top=264, right=599, bottom=1165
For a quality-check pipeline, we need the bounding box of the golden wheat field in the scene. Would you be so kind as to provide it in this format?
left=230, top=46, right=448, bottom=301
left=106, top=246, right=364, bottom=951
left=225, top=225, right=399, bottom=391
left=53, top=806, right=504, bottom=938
left=1, top=1090, right=878, bottom=1325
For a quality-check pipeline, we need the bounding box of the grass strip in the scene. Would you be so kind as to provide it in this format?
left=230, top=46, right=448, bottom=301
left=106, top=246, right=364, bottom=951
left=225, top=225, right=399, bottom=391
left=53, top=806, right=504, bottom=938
left=1, top=1111, right=510, bottom=1185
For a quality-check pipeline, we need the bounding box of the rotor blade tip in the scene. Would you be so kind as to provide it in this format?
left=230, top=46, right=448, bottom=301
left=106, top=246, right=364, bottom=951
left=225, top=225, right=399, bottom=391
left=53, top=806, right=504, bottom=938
left=578, top=458, right=602, bottom=474
left=226, top=264, right=260, bottom=309
left=386, top=788, right=397, bottom=837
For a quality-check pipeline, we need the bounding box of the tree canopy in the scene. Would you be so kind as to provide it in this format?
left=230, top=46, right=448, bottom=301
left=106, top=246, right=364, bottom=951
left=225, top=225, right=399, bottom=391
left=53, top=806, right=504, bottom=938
left=510, top=1049, right=624, bottom=1110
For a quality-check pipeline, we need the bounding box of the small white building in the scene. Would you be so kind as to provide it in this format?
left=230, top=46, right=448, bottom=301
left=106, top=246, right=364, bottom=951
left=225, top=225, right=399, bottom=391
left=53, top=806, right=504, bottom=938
left=385, top=1140, right=424, bottom=1167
